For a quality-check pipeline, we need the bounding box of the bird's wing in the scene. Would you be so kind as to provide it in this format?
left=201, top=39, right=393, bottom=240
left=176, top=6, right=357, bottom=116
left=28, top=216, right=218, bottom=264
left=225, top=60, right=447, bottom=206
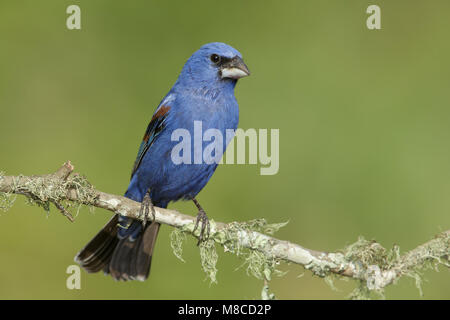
left=130, top=103, right=171, bottom=179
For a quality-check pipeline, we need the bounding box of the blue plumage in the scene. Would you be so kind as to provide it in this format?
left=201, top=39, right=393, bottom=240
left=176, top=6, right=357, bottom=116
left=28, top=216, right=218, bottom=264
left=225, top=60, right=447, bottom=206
left=75, top=42, right=250, bottom=281
left=126, top=43, right=243, bottom=205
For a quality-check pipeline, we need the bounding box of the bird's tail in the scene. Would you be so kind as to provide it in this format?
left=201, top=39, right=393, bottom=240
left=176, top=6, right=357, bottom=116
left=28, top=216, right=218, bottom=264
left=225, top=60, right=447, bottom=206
left=74, top=215, right=160, bottom=281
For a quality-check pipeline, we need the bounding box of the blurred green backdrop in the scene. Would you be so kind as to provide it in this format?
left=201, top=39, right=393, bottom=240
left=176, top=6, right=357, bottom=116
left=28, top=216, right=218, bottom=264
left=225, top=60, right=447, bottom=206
left=0, top=0, right=449, bottom=299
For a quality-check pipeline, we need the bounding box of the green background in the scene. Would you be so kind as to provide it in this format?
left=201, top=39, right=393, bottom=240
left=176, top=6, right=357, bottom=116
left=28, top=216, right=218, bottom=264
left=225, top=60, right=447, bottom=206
left=0, top=0, right=449, bottom=299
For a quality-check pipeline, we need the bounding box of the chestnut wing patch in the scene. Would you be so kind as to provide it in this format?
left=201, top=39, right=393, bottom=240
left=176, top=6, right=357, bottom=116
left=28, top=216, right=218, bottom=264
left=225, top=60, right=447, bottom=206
left=130, top=105, right=171, bottom=179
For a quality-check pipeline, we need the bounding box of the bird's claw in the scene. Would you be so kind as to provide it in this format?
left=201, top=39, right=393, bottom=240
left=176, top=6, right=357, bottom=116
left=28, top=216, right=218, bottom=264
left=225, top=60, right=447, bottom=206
left=193, top=209, right=210, bottom=246
left=140, top=190, right=155, bottom=227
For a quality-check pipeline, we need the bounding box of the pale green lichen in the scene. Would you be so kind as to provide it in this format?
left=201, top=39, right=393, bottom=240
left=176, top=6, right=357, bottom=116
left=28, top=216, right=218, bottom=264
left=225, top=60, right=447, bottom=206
left=170, top=224, right=219, bottom=283
left=0, top=172, right=16, bottom=212
left=219, top=219, right=288, bottom=285
left=0, top=172, right=98, bottom=218
left=170, top=218, right=289, bottom=293
left=303, top=251, right=349, bottom=278
left=25, top=175, right=97, bottom=215
left=234, top=218, right=289, bottom=236
left=217, top=219, right=288, bottom=255
left=226, top=218, right=288, bottom=236
left=239, top=250, right=270, bottom=279
left=221, top=220, right=289, bottom=300
left=236, top=249, right=286, bottom=281
left=170, top=228, right=187, bottom=263
left=343, top=233, right=450, bottom=299
left=292, top=234, right=449, bottom=299
left=0, top=192, right=16, bottom=212
left=66, top=174, right=99, bottom=208
left=199, top=239, right=218, bottom=284
left=343, top=237, right=395, bottom=269
left=400, top=231, right=450, bottom=296
left=341, top=237, right=400, bottom=299
left=261, top=284, right=276, bottom=300
left=348, top=283, right=385, bottom=300
left=324, top=274, right=339, bottom=292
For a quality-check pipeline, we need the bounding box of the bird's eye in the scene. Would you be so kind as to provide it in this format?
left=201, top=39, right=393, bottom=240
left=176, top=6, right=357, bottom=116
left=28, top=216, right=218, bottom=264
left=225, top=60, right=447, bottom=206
left=210, top=54, right=221, bottom=64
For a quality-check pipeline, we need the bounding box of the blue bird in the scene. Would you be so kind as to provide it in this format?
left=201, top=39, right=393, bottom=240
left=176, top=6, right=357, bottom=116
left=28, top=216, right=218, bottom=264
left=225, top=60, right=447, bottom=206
left=75, top=42, right=250, bottom=281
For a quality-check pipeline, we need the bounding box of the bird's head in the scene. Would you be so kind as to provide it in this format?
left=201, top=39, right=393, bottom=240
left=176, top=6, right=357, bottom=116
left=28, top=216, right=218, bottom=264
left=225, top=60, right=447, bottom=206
left=177, top=42, right=250, bottom=89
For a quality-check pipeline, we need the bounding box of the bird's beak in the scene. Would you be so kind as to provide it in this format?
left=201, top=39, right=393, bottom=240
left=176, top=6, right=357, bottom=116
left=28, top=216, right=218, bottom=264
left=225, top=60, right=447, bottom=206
left=220, top=56, right=250, bottom=79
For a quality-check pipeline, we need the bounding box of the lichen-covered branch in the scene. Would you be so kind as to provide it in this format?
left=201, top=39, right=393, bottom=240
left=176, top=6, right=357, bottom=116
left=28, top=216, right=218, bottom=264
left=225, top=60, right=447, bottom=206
left=0, top=162, right=449, bottom=298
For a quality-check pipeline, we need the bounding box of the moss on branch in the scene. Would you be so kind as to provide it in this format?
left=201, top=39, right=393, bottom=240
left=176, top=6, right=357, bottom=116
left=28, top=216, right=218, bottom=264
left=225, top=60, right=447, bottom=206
left=1, top=162, right=449, bottom=299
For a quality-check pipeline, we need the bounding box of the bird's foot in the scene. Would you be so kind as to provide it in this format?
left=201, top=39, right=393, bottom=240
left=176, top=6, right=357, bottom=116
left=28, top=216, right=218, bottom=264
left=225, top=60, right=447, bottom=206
left=192, top=198, right=210, bottom=246
left=139, top=189, right=155, bottom=227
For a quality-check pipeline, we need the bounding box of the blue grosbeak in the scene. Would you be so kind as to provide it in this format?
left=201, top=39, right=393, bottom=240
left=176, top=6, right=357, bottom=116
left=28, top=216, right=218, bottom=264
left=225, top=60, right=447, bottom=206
left=75, top=42, right=250, bottom=281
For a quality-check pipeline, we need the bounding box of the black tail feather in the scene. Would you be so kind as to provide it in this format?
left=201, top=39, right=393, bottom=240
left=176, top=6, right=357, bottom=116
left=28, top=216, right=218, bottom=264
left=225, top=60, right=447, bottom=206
left=75, top=215, right=119, bottom=273
left=75, top=215, right=160, bottom=281
left=135, top=222, right=160, bottom=281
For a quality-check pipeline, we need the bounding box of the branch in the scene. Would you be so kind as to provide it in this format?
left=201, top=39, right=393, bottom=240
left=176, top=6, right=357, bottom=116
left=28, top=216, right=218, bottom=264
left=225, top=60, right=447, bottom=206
left=0, top=162, right=448, bottom=297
